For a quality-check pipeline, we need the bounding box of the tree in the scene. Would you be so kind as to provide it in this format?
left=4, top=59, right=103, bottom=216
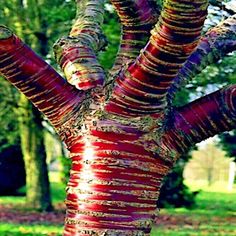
left=218, top=130, right=236, bottom=189
left=0, top=0, right=54, bottom=211
left=0, top=0, right=236, bottom=235
left=0, top=78, right=19, bottom=151
left=0, top=0, right=77, bottom=211
left=186, top=141, right=231, bottom=186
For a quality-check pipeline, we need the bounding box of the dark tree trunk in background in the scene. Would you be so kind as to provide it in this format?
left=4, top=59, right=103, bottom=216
left=0, top=145, right=25, bottom=195
left=18, top=95, right=52, bottom=211
left=0, top=0, right=54, bottom=211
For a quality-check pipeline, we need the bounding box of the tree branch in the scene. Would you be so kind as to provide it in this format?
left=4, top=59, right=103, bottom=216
left=54, top=0, right=106, bottom=90
left=105, top=0, right=208, bottom=117
left=0, top=26, right=85, bottom=132
left=162, top=85, right=236, bottom=154
left=109, top=0, right=160, bottom=75
left=168, top=14, right=236, bottom=103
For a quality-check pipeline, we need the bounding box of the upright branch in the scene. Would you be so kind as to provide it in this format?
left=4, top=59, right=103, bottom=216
left=106, top=0, right=209, bottom=117
left=168, top=14, right=236, bottom=102
left=162, top=85, right=236, bottom=154
left=54, top=0, right=106, bottom=90
left=109, top=0, right=160, bottom=74
left=0, top=26, right=84, bottom=132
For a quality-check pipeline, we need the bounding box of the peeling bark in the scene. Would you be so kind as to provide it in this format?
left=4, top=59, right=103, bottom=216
left=168, top=14, right=236, bottom=103
left=106, top=0, right=208, bottom=116
left=54, top=0, right=107, bottom=90
left=1, top=0, right=236, bottom=235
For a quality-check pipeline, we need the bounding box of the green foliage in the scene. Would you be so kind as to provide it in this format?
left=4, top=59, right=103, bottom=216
left=219, top=130, right=236, bottom=161
left=49, top=182, right=66, bottom=204
left=58, top=156, right=71, bottom=185
left=153, top=188, right=236, bottom=235
left=99, top=7, right=120, bottom=69
left=0, top=78, right=20, bottom=152
left=189, top=52, right=236, bottom=94
left=158, top=153, right=198, bottom=208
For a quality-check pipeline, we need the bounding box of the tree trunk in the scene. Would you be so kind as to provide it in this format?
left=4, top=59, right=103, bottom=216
left=1, top=0, right=236, bottom=234
left=207, top=168, right=213, bottom=186
left=228, top=161, right=236, bottom=191
left=62, top=117, right=173, bottom=235
left=18, top=94, right=52, bottom=211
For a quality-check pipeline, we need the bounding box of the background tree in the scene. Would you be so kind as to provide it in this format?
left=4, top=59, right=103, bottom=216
left=0, top=79, right=25, bottom=195
left=0, top=0, right=236, bottom=235
left=0, top=0, right=76, bottom=211
left=186, top=142, right=230, bottom=186
left=158, top=151, right=197, bottom=208
left=162, top=0, right=236, bottom=205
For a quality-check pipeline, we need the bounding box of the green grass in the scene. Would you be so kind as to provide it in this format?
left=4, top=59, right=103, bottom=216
left=151, top=182, right=236, bottom=235
left=0, top=223, right=62, bottom=236
left=152, top=225, right=236, bottom=236
left=0, top=178, right=235, bottom=235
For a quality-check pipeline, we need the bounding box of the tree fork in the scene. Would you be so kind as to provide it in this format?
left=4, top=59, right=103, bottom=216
left=0, top=24, right=174, bottom=235
left=106, top=0, right=209, bottom=116
left=54, top=0, right=107, bottom=91
left=1, top=0, right=236, bottom=235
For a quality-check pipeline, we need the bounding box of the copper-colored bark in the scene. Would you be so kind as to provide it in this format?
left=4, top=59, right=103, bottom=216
left=1, top=0, right=236, bottom=235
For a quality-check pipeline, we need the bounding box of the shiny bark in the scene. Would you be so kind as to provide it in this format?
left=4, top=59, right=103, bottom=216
left=168, top=14, right=236, bottom=103
left=0, top=27, right=84, bottom=130
left=106, top=0, right=208, bottom=116
left=54, top=0, right=107, bottom=90
left=1, top=0, right=236, bottom=235
left=109, top=0, right=160, bottom=75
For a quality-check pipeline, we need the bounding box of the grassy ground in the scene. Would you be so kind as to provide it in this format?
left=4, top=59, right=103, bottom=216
left=0, top=223, right=62, bottom=236
left=151, top=181, right=236, bottom=235
left=0, top=175, right=235, bottom=235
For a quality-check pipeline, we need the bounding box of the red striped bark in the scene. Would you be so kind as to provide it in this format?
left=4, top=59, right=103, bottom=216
left=109, top=0, right=160, bottom=75
left=168, top=14, right=236, bottom=102
left=106, top=0, right=209, bottom=116
left=0, top=26, right=84, bottom=131
left=54, top=0, right=106, bottom=91
left=2, top=0, right=236, bottom=235
left=64, top=119, right=173, bottom=235
left=163, top=86, right=236, bottom=153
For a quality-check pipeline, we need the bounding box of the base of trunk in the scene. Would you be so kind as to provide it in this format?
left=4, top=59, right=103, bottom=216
left=63, top=120, right=172, bottom=235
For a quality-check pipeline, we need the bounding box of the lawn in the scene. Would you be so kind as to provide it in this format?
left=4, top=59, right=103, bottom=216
left=0, top=176, right=235, bottom=235
left=152, top=181, right=236, bottom=235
